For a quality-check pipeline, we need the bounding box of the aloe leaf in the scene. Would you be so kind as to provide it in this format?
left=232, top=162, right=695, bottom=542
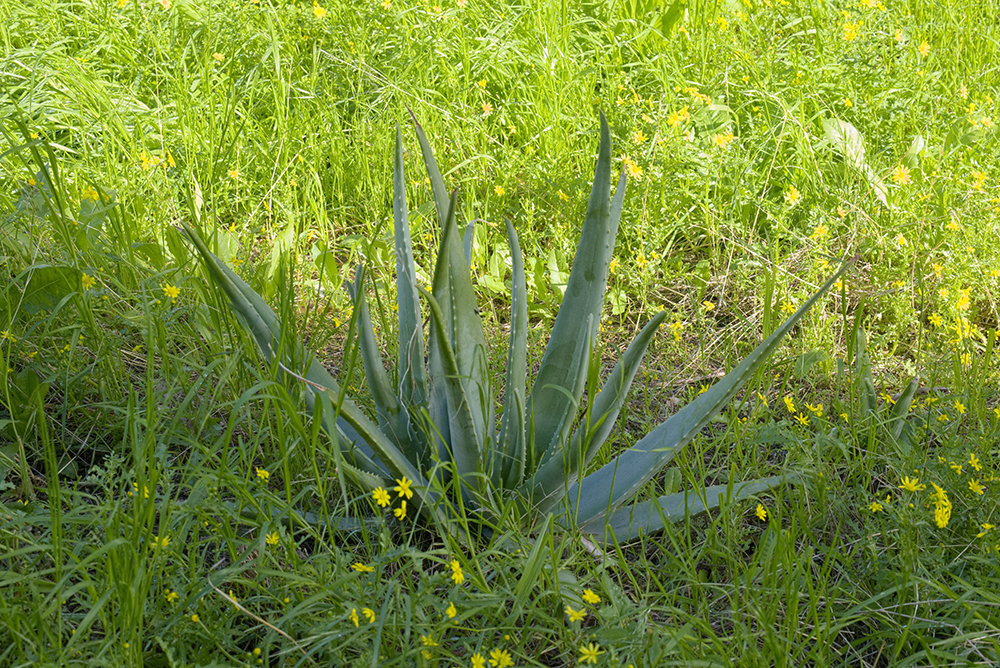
left=516, top=315, right=592, bottom=506
left=890, top=377, right=919, bottom=440
left=410, top=112, right=451, bottom=230
left=462, top=221, right=474, bottom=268
left=344, top=266, right=412, bottom=452
left=392, top=125, right=428, bottom=411
left=181, top=224, right=434, bottom=499
left=529, top=311, right=668, bottom=514
left=419, top=285, right=483, bottom=490
left=566, top=260, right=854, bottom=527
left=528, top=113, right=625, bottom=465
left=429, top=191, right=491, bottom=452
left=581, top=476, right=792, bottom=543
left=496, top=218, right=528, bottom=487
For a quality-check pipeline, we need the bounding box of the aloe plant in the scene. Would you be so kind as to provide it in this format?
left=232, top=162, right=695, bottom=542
left=182, top=114, right=852, bottom=543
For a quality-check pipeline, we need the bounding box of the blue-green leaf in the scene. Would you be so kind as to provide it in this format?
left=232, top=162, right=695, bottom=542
left=392, top=125, right=428, bottom=412
left=529, top=311, right=667, bottom=514
left=582, top=476, right=792, bottom=543
left=528, top=113, right=625, bottom=466
left=420, top=284, right=483, bottom=490
left=566, top=259, right=854, bottom=527
left=496, top=218, right=528, bottom=487
left=345, top=266, right=411, bottom=453
left=428, top=191, right=491, bottom=455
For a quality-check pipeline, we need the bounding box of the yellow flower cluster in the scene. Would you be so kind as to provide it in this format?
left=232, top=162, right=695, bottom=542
left=370, top=476, right=413, bottom=519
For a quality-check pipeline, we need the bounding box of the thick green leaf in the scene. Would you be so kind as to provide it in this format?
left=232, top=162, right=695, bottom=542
left=496, top=218, right=528, bottom=487
left=411, top=113, right=451, bottom=230
left=420, top=285, right=483, bottom=490
left=429, top=192, right=491, bottom=453
left=345, top=267, right=412, bottom=453
left=582, top=476, right=791, bottom=543
left=528, top=311, right=668, bottom=513
left=180, top=224, right=441, bottom=500
left=890, top=377, right=919, bottom=440
left=13, top=264, right=78, bottom=314
left=392, top=126, right=428, bottom=412
left=529, top=113, right=625, bottom=465
left=566, top=260, right=854, bottom=527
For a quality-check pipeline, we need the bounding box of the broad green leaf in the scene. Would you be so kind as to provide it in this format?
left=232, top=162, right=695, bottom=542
left=529, top=113, right=624, bottom=466
left=411, top=112, right=451, bottom=230
left=823, top=118, right=866, bottom=170
left=890, top=378, right=919, bottom=440
left=496, top=218, right=528, bottom=487
left=344, top=267, right=411, bottom=454
left=528, top=311, right=667, bottom=514
left=420, top=285, right=483, bottom=489
left=566, top=260, right=853, bottom=527
left=581, top=476, right=791, bottom=543
left=429, top=192, right=491, bottom=453
left=392, top=125, right=428, bottom=412
left=13, top=264, right=78, bottom=314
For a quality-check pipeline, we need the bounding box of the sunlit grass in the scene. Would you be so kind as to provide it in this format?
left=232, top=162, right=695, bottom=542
left=1, top=0, right=999, bottom=664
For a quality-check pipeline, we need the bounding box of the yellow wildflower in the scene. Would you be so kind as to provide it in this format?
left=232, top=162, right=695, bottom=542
left=899, top=476, right=926, bottom=492
left=393, top=477, right=414, bottom=499
left=755, top=503, right=767, bottom=521
left=450, top=559, right=465, bottom=584
left=265, top=532, right=279, bottom=546
left=969, top=479, right=985, bottom=495
left=579, top=643, right=605, bottom=664
left=489, top=648, right=513, bottom=668
left=564, top=605, right=586, bottom=622
left=162, top=283, right=180, bottom=303
left=81, top=273, right=96, bottom=291
left=313, top=1, right=326, bottom=18
left=582, top=588, right=601, bottom=604
left=352, top=562, right=375, bottom=573
left=784, top=185, right=801, bottom=206
left=393, top=501, right=407, bottom=519
left=372, top=487, right=391, bottom=507
left=891, top=164, right=911, bottom=185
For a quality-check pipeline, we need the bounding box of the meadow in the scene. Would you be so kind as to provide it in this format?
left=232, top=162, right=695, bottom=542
left=1, top=0, right=999, bottom=665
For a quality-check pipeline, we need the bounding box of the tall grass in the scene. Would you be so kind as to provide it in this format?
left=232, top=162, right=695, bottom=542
left=1, top=0, right=999, bottom=664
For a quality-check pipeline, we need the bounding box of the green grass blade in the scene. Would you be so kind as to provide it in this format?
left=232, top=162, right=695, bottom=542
left=393, top=125, right=428, bottom=411
left=581, top=476, right=792, bottom=543
left=529, top=311, right=668, bottom=514
left=528, top=113, right=624, bottom=466
left=496, top=218, right=528, bottom=487
left=566, top=259, right=854, bottom=527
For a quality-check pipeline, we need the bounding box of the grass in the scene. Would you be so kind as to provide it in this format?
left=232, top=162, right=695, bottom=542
left=2, top=0, right=1000, bottom=665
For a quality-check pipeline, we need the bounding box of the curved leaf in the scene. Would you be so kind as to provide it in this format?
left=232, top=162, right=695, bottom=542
left=392, top=125, right=428, bottom=412
left=529, top=113, right=625, bottom=466
left=345, top=266, right=411, bottom=454
left=566, top=259, right=854, bottom=527
left=529, top=310, right=668, bottom=514
left=496, top=218, right=528, bottom=487
left=420, top=285, right=483, bottom=491
left=581, top=476, right=794, bottom=543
